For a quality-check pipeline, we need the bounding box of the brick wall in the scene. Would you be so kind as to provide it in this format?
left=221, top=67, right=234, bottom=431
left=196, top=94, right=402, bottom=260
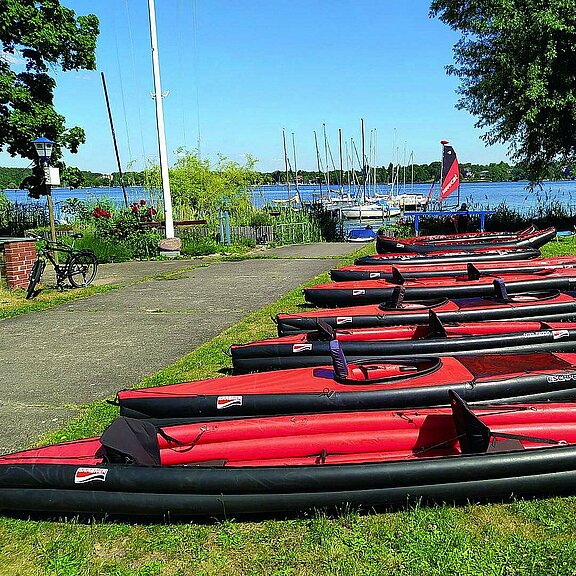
left=0, top=248, right=5, bottom=286
left=3, top=241, right=37, bottom=289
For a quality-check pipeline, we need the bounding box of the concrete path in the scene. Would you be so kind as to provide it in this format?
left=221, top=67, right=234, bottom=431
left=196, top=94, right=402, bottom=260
left=0, top=243, right=361, bottom=452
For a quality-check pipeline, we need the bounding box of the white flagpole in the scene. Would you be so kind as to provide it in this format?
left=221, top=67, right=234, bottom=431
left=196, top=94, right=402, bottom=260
left=148, top=0, right=175, bottom=239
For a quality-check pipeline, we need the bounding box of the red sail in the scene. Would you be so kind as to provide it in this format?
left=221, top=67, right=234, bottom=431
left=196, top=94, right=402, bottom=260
left=440, top=144, right=460, bottom=201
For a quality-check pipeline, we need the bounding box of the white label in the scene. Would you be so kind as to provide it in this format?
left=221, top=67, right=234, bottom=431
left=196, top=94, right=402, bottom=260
left=293, top=344, right=313, bottom=353
left=74, top=467, right=108, bottom=484
left=336, top=317, right=353, bottom=325
left=370, top=272, right=380, bottom=278
left=217, top=395, right=243, bottom=410
left=552, top=330, right=570, bottom=340
left=352, top=289, right=366, bottom=296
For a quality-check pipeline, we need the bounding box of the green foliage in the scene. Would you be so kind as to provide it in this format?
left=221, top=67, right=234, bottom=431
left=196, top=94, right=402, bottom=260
left=88, top=201, right=161, bottom=260
left=147, top=150, right=258, bottom=224
left=60, top=166, right=84, bottom=189
left=0, top=0, right=99, bottom=194
left=430, top=0, right=576, bottom=181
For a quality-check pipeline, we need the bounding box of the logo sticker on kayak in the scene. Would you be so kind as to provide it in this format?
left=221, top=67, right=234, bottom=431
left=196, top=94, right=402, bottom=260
left=552, top=330, right=570, bottom=340
left=293, top=344, right=313, bottom=353
left=352, top=289, right=366, bottom=296
left=547, top=373, right=576, bottom=383
left=336, top=317, right=353, bottom=325
left=370, top=272, right=380, bottom=278
left=217, top=395, right=243, bottom=410
left=74, top=467, right=108, bottom=484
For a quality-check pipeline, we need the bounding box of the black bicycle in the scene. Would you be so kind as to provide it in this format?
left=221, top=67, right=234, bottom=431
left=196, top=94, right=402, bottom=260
left=26, top=233, right=98, bottom=299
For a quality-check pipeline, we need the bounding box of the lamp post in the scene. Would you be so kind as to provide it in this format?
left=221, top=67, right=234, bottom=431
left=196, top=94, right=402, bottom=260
left=32, top=136, right=57, bottom=245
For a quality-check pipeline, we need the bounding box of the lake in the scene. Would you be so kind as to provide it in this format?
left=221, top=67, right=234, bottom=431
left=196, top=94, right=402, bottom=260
left=4, top=180, right=576, bottom=223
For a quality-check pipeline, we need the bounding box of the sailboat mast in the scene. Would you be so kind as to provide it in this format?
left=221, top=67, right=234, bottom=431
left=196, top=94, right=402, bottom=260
left=338, top=128, right=344, bottom=195
left=148, top=0, right=175, bottom=239
left=282, top=129, right=291, bottom=200
left=313, top=131, right=323, bottom=199
left=361, top=118, right=367, bottom=203
left=291, top=132, right=300, bottom=196
left=323, top=123, right=330, bottom=190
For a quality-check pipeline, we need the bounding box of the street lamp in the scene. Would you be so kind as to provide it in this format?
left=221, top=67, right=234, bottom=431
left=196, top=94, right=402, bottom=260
left=31, top=136, right=57, bottom=244
left=32, top=137, right=55, bottom=165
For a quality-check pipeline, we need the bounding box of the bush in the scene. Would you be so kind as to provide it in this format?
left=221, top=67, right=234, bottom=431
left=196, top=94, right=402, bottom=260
left=180, top=234, right=219, bottom=256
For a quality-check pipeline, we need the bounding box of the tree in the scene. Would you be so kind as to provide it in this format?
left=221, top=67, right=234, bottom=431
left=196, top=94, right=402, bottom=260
left=430, top=0, right=576, bottom=181
left=0, top=0, right=99, bottom=195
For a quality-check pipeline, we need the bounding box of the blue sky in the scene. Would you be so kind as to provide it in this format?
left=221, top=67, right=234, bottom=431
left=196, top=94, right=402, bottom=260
left=1, top=0, right=511, bottom=173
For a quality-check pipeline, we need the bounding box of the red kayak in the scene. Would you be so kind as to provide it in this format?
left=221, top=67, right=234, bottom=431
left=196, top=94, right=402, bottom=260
left=232, top=318, right=576, bottom=373
left=304, top=270, right=576, bottom=306
left=4, top=393, right=576, bottom=516
left=383, top=225, right=536, bottom=245
left=376, top=227, right=556, bottom=253
left=116, top=349, right=576, bottom=419
left=276, top=287, right=576, bottom=335
left=332, top=256, right=576, bottom=282
left=356, top=247, right=541, bottom=266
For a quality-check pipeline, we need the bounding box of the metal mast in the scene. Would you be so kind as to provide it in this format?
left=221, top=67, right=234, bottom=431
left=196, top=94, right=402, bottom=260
left=148, top=0, right=175, bottom=239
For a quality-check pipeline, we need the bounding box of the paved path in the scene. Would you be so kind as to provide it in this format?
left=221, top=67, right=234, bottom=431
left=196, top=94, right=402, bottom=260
left=0, top=243, right=361, bottom=452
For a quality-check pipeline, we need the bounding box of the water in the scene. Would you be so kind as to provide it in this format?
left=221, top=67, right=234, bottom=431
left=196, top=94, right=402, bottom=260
left=248, top=181, right=576, bottom=213
left=4, top=180, right=576, bottom=223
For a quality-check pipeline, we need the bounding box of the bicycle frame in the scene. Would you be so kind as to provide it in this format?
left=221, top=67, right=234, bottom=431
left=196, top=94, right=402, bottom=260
left=36, top=236, right=81, bottom=290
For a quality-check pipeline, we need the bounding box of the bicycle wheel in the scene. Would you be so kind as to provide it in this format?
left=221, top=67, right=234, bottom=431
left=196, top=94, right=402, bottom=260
left=67, top=251, right=98, bottom=288
left=25, top=259, right=46, bottom=299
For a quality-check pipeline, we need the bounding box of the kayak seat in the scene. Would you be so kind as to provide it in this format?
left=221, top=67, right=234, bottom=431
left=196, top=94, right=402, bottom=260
left=350, top=364, right=418, bottom=381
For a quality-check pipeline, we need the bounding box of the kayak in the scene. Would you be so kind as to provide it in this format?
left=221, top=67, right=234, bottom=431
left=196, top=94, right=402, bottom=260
left=376, top=227, right=556, bottom=253
left=331, top=256, right=576, bottom=282
left=304, top=271, right=576, bottom=307
left=115, top=348, right=576, bottom=419
left=232, top=317, right=576, bottom=373
left=276, top=287, right=576, bottom=335
left=356, top=248, right=541, bottom=266
left=3, top=393, right=576, bottom=516
left=383, top=225, right=536, bottom=245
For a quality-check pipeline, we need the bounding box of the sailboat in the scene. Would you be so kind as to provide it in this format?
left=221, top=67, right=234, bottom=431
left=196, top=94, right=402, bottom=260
left=438, top=139, right=461, bottom=207
left=341, top=121, right=400, bottom=219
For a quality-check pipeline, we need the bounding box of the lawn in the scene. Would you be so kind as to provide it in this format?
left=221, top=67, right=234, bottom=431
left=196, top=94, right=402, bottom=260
left=3, top=241, right=576, bottom=575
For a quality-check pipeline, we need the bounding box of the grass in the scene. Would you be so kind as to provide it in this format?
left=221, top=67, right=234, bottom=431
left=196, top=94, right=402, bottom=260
left=540, top=235, right=576, bottom=257
left=5, top=241, right=576, bottom=574
left=0, top=284, right=118, bottom=320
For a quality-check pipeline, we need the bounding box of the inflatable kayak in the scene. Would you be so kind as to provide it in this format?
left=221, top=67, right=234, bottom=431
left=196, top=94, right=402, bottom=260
left=232, top=316, right=576, bottom=373
left=380, top=225, right=536, bottom=246
left=356, top=248, right=541, bottom=266
left=276, top=286, right=576, bottom=335
left=331, top=256, right=576, bottom=282
left=3, top=393, right=576, bottom=516
left=304, top=271, right=576, bottom=307
left=376, top=227, right=556, bottom=253
left=116, top=347, right=576, bottom=419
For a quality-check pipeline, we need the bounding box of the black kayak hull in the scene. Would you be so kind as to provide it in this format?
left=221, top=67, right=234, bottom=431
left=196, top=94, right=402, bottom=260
left=232, top=328, right=576, bottom=373
left=356, top=248, right=541, bottom=266
left=276, top=292, right=576, bottom=335
left=331, top=261, right=576, bottom=282
left=375, top=228, right=556, bottom=254
left=3, top=445, right=576, bottom=516
left=304, top=277, right=576, bottom=307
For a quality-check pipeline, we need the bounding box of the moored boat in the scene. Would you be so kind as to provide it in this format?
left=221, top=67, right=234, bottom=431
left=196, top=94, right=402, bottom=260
left=4, top=393, right=576, bottom=516
left=375, top=227, right=556, bottom=254
left=116, top=347, right=576, bottom=419
left=304, top=271, right=576, bottom=307
left=276, top=286, right=576, bottom=335
left=356, top=247, right=541, bottom=266
left=232, top=317, right=576, bottom=373
left=331, top=256, right=576, bottom=282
